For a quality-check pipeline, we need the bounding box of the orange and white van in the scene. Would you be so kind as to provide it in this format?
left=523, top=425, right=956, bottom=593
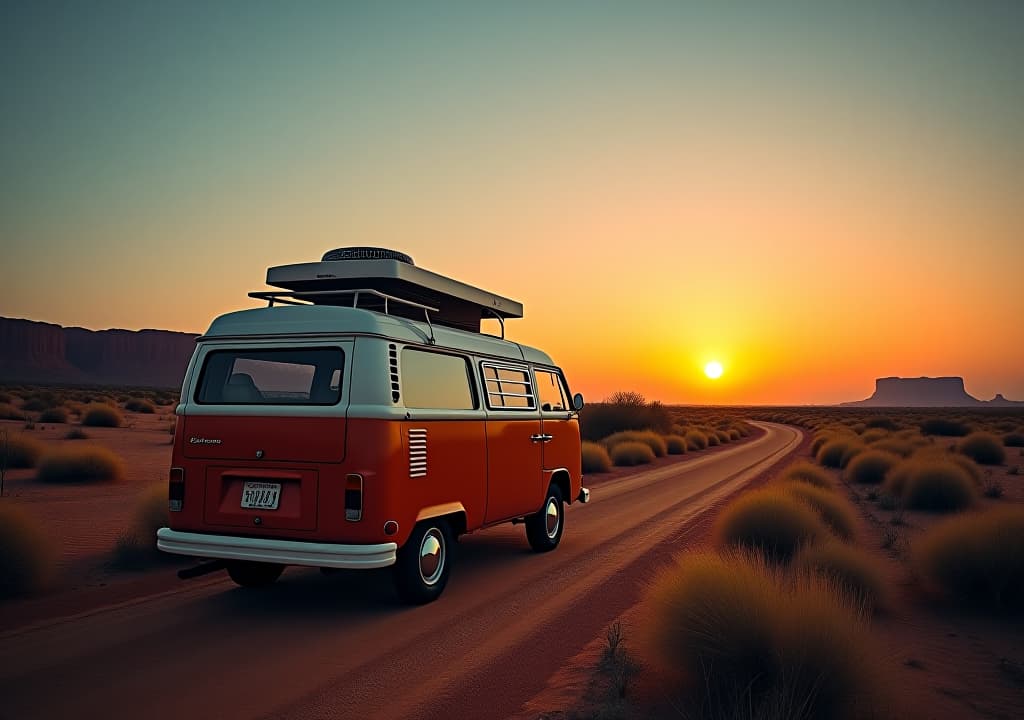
left=157, top=248, right=588, bottom=603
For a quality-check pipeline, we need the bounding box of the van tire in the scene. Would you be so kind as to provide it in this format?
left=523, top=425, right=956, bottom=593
left=393, top=520, right=452, bottom=605
left=226, top=561, right=284, bottom=588
left=526, top=484, right=564, bottom=552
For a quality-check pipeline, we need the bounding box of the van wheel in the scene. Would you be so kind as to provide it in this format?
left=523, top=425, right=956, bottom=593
left=393, top=520, right=452, bottom=605
left=226, top=561, right=284, bottom=588
left=526, top=484, right=564, bottom=552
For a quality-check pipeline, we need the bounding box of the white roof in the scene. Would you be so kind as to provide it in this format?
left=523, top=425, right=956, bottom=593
left=201, top=304, right=555, bottom=366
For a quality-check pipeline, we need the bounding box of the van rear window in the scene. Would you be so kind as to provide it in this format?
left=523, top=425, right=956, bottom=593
left=195, top=348, right=344, bottom=405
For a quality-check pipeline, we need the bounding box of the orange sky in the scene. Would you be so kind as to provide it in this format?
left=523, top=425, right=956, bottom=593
left=3, top=5, right=1022, bottom=404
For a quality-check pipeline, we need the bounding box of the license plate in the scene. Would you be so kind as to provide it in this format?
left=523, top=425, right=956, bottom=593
left=240, top=481, right=281, bottom=510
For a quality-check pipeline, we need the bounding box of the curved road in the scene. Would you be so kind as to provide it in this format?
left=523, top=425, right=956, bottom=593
left=0, top=422, right=800, bottom=720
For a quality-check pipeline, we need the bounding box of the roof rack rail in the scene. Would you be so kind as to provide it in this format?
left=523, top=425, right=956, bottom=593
left=248, top=288, right=439, bottom=344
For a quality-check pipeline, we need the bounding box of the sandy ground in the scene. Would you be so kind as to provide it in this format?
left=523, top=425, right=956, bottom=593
left=534, top=431, right=1024, bottom=720
left=0, top=422, right=799, bottom=720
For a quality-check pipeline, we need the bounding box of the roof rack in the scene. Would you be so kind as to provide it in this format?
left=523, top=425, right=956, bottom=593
left=249, top=288, right=441, bottom=343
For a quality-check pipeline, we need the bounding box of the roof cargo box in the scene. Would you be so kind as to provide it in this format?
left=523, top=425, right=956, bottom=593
left=250, top=247, right=523, bottom=334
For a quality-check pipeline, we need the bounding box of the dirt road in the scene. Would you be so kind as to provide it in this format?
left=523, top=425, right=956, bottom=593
left=0, top=421, right=800, bottom=720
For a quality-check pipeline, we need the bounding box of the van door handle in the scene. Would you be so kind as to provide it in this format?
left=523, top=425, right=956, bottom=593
left=530, top=434, right=554, bottom=443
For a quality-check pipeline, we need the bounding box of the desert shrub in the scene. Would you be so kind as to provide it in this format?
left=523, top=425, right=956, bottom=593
left=890, top=460, right=977, bottom=512
left=958, top=432, right=1005, bottom=466
left=646, top=551, right=878, bottom=720
left=685, top=429, right=708, bottom=451
left=914, top=507, right=1024, bottom=610
left=123, top=398, right=156, bottom=414
left=715, top=488, right=826, bottom=562
left=865, top=417, right=899, bottom=431
left=839, top=442, right=865, bottom=468
left=779, top=461, right=832, bottom=489
left=727, top=428, right=741, bottom=441
left=610, top=441, right=655, bottom=467
left=663, top=434, right=687, bottom=455
left=0, top=403, right=24, bottom=421
left=715, top=430, right=731, bottom=444
left=845, top=450, right=900, bottom=485
left=794, top=542, right=886, bottom=610
left=603, top=430, right=667, bottom=458
left=871, top=437, right=916, bottom=458
left=1003, top=433, right=1024, bottom=448
left=781, top=483, right=858, bottom=541
left=579, top=400, right=672, bottom=441
left=114, top=484, right=168, bottom=569
left=0, top=433, right=45, bottom=469
left=817, top=438, right=860, bottom=469
left=920, top=418, right=969, bottom=437
left=859, top=428, right=889, bottom=444
left=581, top=441, right=612, bottom=473
left=81, top=403, right=124, bottom=428
left=38, top=407, right=68, bottom=424
left=705, top=431, right=721, bottom=447
left=0, top=392, right=12, bottom=404
left=36, top=446, right=126, bottom=484
left=20, top=398, right=48, bottom=412
left=0, top=504, right=55, bottom=598
left=64, top=428, right=89, bottom=440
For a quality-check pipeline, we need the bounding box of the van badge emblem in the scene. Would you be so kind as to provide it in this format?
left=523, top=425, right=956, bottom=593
left=189, top=437, right=221, bottom=445
left=255, top=450, right=264, bottom=459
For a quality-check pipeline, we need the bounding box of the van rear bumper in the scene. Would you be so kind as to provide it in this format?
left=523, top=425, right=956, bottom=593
left=156, top=528, right=397, bottom=569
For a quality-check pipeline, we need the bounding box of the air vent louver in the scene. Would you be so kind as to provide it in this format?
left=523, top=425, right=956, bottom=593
left=388, top=344, right=400, bottom=403
left=408, top=428, right=427, bottom=478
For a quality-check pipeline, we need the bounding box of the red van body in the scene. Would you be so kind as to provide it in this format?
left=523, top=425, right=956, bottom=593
left=158, top=251, right=587, bottom=603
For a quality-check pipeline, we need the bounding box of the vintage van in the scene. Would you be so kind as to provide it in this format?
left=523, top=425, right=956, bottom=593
left=157, top=248, right=588, bottom=603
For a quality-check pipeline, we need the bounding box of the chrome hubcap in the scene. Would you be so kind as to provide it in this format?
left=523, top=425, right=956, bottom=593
left=545, top=497, right=561, bottom=539
left=418, top=528, right=445, bottom=586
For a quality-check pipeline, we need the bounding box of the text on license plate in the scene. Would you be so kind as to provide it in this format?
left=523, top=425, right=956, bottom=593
left=241, top=481, right=281, bottom=510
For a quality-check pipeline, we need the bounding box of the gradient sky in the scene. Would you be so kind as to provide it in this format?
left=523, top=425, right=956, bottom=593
left=2, top=2, right=1022, bottom=404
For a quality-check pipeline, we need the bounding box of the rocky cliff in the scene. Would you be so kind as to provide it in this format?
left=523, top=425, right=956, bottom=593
left=0, top=317, right=197, bottom=388
left=843, top=376, right=1023, bottom=407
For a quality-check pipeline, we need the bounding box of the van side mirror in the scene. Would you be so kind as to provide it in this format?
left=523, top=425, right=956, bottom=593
left=572, top=393, right=585, bottom=411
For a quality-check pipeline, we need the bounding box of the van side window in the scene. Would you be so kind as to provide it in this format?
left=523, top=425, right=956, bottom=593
left=482, top=363, right=535, bottom=409
left=401, top=349, right=476, bottom=410
left=535, top=369, right=567, bottom=412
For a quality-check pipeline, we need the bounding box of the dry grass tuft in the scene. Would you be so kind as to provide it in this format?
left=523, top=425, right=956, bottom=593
left=1, top=433, right=46, bottom=469
left=64, top=428, right=90, bottom=440
left=0, top=403, right=24, bottom=421
left=123, top=398, right=157, bottom=414
left=794, top=542, right=887, bottom=610
left=914, top=507, right=1024, bottom=610
left=957, top=432, right=1006, bottom=466
left=36, top=446, right=126, bottom=484
left=610, top=441, right=655, bottom=467
left=663, top=434, right=688, bottom=455
left=81, top=403, right=124, bottom=428
left=581, top=441, right=613, bottom=473
left=884, top=458, right=977, bottom=512
left=715, top=488, right=827, bottom=562
left=779, top=461, right=832, bottom=490
left=781, top=482, right=858, bottom=541
left=816, top=438, right=862, bottom=469
left=38, top=407, right=68, bottom=423
left=0, top=504, right=55, bottom=598
left=920, top=418, right=970, bottom=437
left=844, top=449, right=900, bottom=485
left=685, top=429, right=708, bottom=451
left=1003, top=432, right=1024, bottom=448
left=645, top=550, right=880, bottom=720
left=114, top=484, right=169, bottom=569
left=603, top=430, right=667, bottom=458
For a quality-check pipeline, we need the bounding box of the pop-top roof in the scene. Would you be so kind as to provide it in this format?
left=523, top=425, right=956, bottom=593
left=251, top=248, right=523, bottom=333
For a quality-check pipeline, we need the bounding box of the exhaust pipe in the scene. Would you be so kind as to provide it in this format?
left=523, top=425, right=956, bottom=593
left=177, top=559, right=226, bottom=580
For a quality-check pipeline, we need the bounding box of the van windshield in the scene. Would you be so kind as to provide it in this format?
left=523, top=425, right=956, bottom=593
left=195, top=348, right=344, bottom=405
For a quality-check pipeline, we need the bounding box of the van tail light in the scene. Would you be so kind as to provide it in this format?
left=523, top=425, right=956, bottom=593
left=169, top=467, right=185, bottom=512
left=345, top=474, right=363, bottom=521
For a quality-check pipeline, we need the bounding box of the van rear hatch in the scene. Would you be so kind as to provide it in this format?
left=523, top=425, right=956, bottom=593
left=183, top=345, right=348, bottom=463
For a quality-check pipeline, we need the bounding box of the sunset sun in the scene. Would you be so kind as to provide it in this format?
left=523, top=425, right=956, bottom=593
left=704, top=361, right=724, bottom=380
